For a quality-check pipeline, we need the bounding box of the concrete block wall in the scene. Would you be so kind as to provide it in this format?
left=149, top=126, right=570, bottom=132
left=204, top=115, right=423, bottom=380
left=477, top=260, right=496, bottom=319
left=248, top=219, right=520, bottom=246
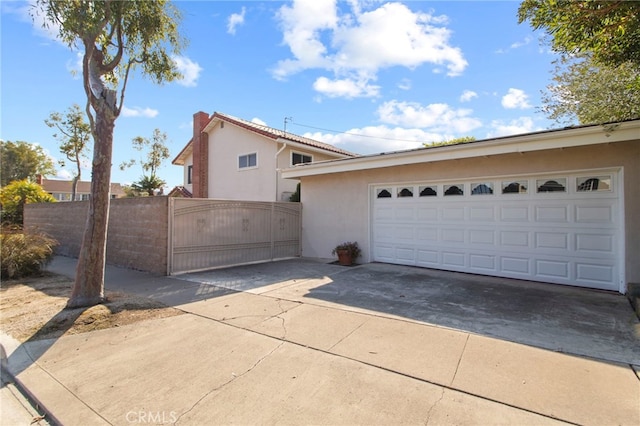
left=25, top=197, right=169, bottom=275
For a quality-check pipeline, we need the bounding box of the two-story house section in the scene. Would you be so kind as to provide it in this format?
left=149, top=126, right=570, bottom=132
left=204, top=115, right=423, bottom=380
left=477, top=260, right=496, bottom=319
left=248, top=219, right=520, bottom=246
left=172, top=111, right=358, bottom=201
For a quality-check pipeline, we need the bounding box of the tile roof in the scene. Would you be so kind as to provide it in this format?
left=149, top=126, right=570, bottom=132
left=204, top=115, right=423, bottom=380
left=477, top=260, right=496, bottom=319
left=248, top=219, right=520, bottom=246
left=41, top=178, right=126, bottom=196
left=211, top=112, right=359, bottom=157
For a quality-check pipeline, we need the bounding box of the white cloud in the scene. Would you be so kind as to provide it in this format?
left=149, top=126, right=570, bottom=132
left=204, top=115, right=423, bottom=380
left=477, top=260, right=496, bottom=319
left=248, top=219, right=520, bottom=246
left=313, top=75, right=380, bottom=98
left=377, top=100, right=482, bottom=133
left=501, top=88, right=531, bottom=109
left=460, top=90, right=478, bottom=102
left=487, top=117, right=537, bottom=137
left=303, top=126, right=446, bottom=154
left=172, top=56, right=203, bottom=87
left=273, top=0, right=467, bottom=98
left=227, top=7, right=246, bottom=35
left=251, top=117, right=267, bottom=126
left=121, top=106, right=159, bottom=118
left=397, top=78, right=412, bottom=91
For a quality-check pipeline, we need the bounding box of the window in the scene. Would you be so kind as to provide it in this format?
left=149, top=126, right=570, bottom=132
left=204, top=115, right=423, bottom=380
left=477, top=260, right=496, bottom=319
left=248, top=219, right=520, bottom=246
left=419, top=186, right=437, bottom=197
left=471, top=182, right=493, bottom=195
left=82, top=194, right=90, bottom=201
left=502, top=181, right=527, bottom=194
left=187, top=165, right=193, bottom=184
left=376, top=188, right=392, bottom=198
left=292, top=152, right=312, bottom=165
left=238, top=153, right=257, bottom=169
left=397, top=187, right=413, bottom=197
left=537, top=178, right=566, bottom=193
left=444, top=184, right=463, bottom=196
left=577, top=176, right=611, bottom=192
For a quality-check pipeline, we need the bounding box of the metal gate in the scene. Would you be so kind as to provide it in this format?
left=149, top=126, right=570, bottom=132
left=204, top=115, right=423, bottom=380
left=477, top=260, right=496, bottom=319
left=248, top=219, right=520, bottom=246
left=168, top=198, right=301, bottom=275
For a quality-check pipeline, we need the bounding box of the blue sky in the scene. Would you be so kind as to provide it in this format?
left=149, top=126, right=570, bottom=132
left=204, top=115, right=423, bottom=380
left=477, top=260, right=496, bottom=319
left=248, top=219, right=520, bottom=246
left=1, top=0, right=560, bottom=190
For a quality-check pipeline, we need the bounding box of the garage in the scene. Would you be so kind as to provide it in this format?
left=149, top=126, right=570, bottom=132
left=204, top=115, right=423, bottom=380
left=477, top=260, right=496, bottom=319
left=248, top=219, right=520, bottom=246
left=281, top=119, right=639, bottom=294
left=372, top=170, right=622, bottom=291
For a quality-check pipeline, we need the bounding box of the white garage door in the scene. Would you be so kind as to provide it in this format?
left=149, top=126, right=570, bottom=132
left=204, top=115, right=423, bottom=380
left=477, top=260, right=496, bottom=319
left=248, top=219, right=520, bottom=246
left=372, top=170, right=623, bottom=291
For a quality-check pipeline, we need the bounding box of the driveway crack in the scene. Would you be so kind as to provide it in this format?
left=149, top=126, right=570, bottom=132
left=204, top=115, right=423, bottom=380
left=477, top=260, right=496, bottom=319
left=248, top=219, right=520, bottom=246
left=449, top=334, right=470, bottom=387
left=423, top=388, right=445, bottom=425
left=174, top=340, right=285, bottom=425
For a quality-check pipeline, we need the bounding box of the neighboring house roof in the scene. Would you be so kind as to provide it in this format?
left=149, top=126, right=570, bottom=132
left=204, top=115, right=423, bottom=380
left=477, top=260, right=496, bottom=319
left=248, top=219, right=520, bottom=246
left=172, top=111, right=358, bottom=165
left=167, top=185, right=193, bottom=198
left=40, top=178, right=126, bottom=197
left=282, top=119, right=640, bottom=178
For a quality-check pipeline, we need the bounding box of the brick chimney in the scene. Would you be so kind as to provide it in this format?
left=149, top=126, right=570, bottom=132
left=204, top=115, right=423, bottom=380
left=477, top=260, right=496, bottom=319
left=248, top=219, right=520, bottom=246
left=36, top=174, right=44, bottom=185
left=192, top=111, right=210, bottom=198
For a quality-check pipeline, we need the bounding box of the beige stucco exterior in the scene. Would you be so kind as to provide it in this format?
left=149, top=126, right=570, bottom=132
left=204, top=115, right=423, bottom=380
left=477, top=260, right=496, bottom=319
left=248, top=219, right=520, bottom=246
left=293, top=137, right=639, bottom=288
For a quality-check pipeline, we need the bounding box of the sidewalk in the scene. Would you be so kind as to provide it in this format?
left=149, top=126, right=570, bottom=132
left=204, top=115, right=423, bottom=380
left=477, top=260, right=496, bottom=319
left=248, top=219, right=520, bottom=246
left=2, top=256, right=639, bottom=425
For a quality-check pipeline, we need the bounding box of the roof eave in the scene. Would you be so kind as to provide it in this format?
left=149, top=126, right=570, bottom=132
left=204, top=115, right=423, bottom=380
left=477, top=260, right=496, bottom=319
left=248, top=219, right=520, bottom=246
left=282, top=120, right=640, bottom=179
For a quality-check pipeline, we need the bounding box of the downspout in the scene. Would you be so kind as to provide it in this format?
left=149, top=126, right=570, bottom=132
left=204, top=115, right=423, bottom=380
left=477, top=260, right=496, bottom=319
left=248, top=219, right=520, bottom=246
left=275, top=142, right=287, bottom=201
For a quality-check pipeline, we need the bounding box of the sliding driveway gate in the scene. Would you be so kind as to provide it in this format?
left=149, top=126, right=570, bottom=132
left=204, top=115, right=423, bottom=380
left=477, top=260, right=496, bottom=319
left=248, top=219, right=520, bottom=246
left=168, top=198, right=301, bottom=275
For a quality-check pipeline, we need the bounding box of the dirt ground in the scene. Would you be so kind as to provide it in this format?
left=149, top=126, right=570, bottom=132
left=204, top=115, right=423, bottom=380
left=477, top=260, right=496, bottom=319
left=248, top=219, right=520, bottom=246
left=0, top=273, right=183, bottom=342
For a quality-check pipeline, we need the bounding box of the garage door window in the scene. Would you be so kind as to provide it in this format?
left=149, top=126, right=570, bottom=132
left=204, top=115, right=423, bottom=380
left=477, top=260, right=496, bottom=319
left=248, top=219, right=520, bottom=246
left=444, top=184, right=464, bottom=196
left=377, top=188, right=392, bottom=198
left=471, top=182, right=494, bottom=195
left=398, top=187, right=414, bottom=197
left=537, top=178, right=566, bottom=193
left=502, top=181, right=528, bottom=194
left=577, top=176, right=611, bottom=192
left=419, top=186, right=437, bottom=197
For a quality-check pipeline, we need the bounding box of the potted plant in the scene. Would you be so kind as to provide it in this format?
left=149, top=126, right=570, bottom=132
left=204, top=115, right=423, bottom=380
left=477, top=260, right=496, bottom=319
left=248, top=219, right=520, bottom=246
left=332, top=241, right=361, bottom=266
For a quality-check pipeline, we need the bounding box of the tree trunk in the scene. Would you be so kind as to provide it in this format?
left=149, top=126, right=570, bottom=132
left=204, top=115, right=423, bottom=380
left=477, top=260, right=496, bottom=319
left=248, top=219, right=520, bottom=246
left=67, top=103, right=115, bottom=308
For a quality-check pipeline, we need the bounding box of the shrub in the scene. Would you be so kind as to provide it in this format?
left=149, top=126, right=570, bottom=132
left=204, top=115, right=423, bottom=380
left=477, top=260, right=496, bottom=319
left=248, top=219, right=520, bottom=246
left=1, top=231, right=58, bottom=279
left=0, top=179, right=56, bottom=226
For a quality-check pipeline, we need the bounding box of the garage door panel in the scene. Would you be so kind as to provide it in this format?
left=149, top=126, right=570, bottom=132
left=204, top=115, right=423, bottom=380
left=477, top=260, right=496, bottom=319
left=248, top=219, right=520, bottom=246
left=372, top=170, right=622, bottom=291
left=501, top=206, right=529, bottom=221
left=535, top=259, right=570, bottom=280
left=469, top=229, right=495, bottom=245
left=469, top=206, right=496, bottom=221
left=501, top=231, right=530, bottom=247
left=535, top=232, right=569, bottom=250
left=535, top=205, right=569, bottom=222
left=443, top=252, right=465, bottom=267
left=575, top=204, right=614, bottom=223
left=470, top=254, right=496, bottom=271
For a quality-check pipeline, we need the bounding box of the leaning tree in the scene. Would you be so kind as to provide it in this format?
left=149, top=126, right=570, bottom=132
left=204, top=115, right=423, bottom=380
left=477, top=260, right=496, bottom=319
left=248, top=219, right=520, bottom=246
left=33, top=0, right=185, bottom=307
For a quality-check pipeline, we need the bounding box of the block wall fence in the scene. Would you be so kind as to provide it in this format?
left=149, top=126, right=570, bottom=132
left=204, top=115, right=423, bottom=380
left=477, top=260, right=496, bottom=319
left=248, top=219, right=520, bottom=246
left=25, top=197, right=169, bottom=275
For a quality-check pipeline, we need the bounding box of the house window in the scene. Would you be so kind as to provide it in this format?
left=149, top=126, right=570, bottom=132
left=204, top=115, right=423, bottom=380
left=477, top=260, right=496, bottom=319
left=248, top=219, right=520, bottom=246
left=238, top=153, right=257, bottom=169
left=537, top=178, right=566, bottom=193
left=471, top=182, right=493, bottom=195
left=419, top=186, right=437, bottom=197
left=82, top=194, right=90, bottom=201
left=292, top=152, right=312, bottom=165
left=444, top=184, right=463, bottom=196
left=577, top=176, right=611, bottom=192
left=187, top=165, right=193, bottom=184
left=502, top=181, right=528, bottom=194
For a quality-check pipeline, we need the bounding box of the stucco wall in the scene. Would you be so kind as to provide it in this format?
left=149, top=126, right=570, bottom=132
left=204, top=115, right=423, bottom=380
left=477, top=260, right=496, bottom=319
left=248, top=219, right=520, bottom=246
left=299, top=140, right=640, bottom=285
left=25, top=197, right=169, bottom=275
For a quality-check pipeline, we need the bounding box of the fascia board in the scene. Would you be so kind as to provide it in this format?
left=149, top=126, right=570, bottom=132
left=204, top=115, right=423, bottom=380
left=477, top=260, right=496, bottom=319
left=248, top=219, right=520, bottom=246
left=282, top=121, right=640, bottom=179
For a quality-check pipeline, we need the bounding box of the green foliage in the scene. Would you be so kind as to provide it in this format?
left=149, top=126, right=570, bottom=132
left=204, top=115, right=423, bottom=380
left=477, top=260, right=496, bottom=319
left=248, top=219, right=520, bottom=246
left=0, top=180, right=56, bottom=226
left=541, top=54, right=640, bottom=125
left=120, top=129, right=171, bottom=196
left=289, top=182, right=301, bottom=202
left=1, top=230, right=58, bottom=279
left=45, top=104, right=92, bottom=200
left=518, top=0, right=640, bottom=67
left=0, top=141, right=56, bottom=187
left=424, top=136, right=476, bottom=148
left=130, top=175, right=166, bottom=197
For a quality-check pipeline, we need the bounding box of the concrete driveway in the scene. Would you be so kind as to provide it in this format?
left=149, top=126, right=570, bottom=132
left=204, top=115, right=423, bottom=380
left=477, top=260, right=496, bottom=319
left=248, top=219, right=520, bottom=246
left=180, top=259, right=640, bottom=365
left=3, top=256, right=639, bottom=425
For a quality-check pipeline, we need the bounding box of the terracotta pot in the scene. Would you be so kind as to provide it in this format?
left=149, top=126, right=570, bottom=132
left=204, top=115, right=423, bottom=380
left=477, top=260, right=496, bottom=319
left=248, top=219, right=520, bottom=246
left=336, top=249, right=353, bottom=266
